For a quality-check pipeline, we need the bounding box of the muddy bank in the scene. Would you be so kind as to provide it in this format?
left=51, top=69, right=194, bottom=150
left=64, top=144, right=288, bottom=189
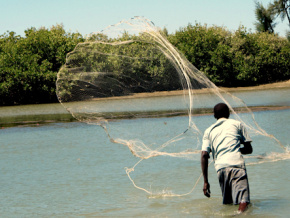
left=91, top=80, right=290, bottom=100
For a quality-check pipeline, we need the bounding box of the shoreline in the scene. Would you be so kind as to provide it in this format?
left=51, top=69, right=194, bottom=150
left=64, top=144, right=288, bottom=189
left=1, top=80, right=290, bottom=128
left=91, top=79, right=290, bottom=100
left=1, top=80, right=289, bottom=106
left=220, top=79, right=290, bottom=92
left=1, top=105, right=290, bottom=128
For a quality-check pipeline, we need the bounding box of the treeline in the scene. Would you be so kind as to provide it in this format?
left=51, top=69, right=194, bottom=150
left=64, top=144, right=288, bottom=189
left=57, top=33, right=183, bottom=103
left=0, top=25, right=84, bottom=105
left=1, top=24, right=290, bottom=105
left=169, top=24, right=290, bottom=87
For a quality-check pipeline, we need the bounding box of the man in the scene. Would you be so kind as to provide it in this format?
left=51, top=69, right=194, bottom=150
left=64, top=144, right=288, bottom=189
left=201, top=103, right=253, bottom=213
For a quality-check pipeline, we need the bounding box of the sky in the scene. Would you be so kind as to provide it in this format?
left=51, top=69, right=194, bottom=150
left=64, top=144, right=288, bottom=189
left=0, top=0, right=289, bottom=37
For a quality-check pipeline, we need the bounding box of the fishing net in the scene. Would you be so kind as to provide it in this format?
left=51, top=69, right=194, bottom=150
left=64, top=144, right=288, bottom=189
left=56, top=17, right=287, bottom=196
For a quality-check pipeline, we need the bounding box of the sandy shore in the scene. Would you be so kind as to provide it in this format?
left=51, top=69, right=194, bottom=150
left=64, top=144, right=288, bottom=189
left=95, top=79, right=290, bottom=100
left=220, top=79, right=290, bottom=92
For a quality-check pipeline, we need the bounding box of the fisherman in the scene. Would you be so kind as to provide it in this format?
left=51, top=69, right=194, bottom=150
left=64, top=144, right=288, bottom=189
left=201, top=103, right=253, bottom=213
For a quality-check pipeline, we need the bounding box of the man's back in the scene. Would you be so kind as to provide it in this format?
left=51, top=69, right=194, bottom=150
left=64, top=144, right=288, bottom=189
left=202, top=118, right=251, bottom=171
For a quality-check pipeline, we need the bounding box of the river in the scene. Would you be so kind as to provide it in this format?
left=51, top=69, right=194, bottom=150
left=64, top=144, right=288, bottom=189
left=0, top=88, right=289, bottom=217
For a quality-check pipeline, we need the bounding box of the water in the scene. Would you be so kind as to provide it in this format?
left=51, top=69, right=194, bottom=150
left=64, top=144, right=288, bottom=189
left=0, top=88, right=290, bottom=217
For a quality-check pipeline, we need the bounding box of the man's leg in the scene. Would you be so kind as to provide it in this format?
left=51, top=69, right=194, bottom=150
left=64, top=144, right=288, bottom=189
left=231, top=168, right=250, bottom=213
left=238, top=202, right=248, bottom=213
left=217, top=168, right=233, bottom=204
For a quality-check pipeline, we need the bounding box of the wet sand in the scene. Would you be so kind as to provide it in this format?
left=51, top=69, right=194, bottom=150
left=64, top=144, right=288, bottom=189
left=92, top=80, right=290, bottom=100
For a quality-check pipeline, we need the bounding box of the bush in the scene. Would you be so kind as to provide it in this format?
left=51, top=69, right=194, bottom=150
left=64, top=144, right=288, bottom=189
left=0, top=25, right=84, bottom=105
left=1, top=23, right=289, bottom=105
left=169, top=24, right=290, bottom=87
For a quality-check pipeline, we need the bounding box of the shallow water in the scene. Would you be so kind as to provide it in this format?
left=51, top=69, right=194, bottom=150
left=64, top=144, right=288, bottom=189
left=0, top=88, right=290, bottom=217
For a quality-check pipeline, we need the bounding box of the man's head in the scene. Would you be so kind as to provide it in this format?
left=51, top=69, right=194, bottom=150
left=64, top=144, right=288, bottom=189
left=214, top=103, right=230, bottom=119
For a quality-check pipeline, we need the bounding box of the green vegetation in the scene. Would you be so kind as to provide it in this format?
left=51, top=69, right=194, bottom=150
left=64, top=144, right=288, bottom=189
left=1, top=23, right=290, bottom=106
left=0, top=25, right=84, bottom=105
left=170, top=23, right=290, bottom=86
left=56, top=32, right=182, bottom=103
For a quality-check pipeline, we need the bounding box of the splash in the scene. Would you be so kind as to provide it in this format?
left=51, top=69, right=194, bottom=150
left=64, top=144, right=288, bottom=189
left=56, top=17, right=287, bottom=196
left=246, top=146, right=290, bottom=165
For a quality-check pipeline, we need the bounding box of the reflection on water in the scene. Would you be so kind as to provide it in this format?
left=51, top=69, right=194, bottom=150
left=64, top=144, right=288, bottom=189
left=1, top=87, right=289, bottom=127
left=0, top=103, right=73, bottom=127
left=0, top=102, right=68, bottom=116
left=0, top=113, right=75, bottom=128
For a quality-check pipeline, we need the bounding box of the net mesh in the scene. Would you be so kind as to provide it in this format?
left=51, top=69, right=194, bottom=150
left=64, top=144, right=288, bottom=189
left=56, top=16, right=287, bottom=196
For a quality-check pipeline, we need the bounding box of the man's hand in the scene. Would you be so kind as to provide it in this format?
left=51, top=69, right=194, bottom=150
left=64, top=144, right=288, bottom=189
left=240, top=141, right=253, bottom=154
left=203, top=182, right=211, bottom=197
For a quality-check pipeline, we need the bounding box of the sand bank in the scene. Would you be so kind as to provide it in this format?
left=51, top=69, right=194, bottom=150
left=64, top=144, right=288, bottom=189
left=92, top=80, right=290, bottom=100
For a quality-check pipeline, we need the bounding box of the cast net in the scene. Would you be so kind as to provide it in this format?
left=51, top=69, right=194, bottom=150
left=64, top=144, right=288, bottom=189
left=56, top=16, right=288, bottom=197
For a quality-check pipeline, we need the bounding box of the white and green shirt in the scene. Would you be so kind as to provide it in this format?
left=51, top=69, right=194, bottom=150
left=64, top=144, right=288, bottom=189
left=202, top=118, right=252, bottom=172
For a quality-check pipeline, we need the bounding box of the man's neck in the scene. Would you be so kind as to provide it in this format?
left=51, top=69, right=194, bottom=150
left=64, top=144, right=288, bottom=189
left=217, top=117, right=228, bottom=121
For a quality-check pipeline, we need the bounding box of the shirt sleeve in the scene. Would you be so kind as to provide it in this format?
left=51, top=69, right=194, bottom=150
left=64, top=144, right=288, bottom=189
left=201, top=129, right=211, bottom=154
left=239, top=123, right=252, bottom=143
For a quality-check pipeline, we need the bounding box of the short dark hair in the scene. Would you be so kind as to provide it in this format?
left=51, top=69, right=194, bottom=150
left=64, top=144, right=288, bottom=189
left=214, top=103, right=230, bottom=119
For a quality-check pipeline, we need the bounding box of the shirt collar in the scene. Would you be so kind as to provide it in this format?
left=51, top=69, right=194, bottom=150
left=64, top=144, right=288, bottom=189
left=216, top=117, right=228, bottom=123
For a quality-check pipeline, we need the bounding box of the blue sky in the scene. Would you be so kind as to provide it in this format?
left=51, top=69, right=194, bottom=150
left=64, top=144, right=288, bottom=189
left=1, top=0, right=289, bottom=37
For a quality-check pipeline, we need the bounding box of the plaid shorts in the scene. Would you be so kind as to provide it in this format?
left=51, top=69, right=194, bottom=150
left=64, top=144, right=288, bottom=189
left=217, top=167, right=250, bottom=205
